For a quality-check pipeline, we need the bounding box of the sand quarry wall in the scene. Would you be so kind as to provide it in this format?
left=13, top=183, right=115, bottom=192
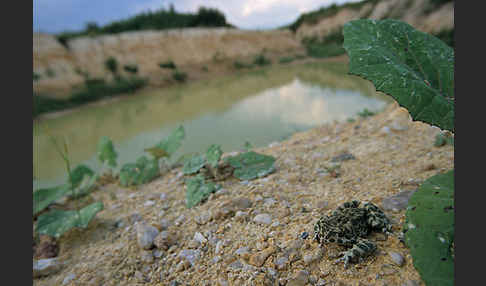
left=33, top=28, right=303, bottom=96
left=295, top=0, right=454, bottom=40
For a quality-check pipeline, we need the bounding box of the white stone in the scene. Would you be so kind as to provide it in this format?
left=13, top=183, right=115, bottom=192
left=215, top=240, right=224, bottom=254
left=194, top=232, right=207, bottom=244
left=137, top=224, right=159, bottom=250
left=144, top=200, right=155, bottom=207
left=33, top=258, right=62, bottom=278
left=253, top=213, right=272, bottom=225
left=62, top=273, right=76, bottom=285
left=389, top=251, right=405, bottom=267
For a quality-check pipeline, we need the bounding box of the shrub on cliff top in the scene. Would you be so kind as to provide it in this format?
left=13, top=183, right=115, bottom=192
left=104, top=57, right=118, bottom=74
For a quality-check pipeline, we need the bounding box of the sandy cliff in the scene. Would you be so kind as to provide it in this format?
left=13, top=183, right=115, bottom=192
left=33, top=28, right=304, bottom=97
left=295, top=0, right=454, bottom=40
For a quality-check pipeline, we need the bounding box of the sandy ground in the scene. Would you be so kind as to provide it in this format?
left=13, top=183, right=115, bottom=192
left=33, top=100, right=454, bottom=285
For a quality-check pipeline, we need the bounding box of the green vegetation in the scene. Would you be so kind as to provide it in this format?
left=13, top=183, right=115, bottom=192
left=343, top=19, right=454, bottom=132
left=303, top=29, right=346, bottom=58
left=278, top=56, right=295, bottom=64
left=33, top=76, right=147, bottom=117
left=404, top=170, right=454, bottom=286
left=343, top=19, right=454, bottom=284
left=287, top=0, right=453, bottom=59
left=56, top=6, right=232, bottom=46
left=119, top=156, right=160, bottom=187
left=46, top=68, right=56, bottom=78
left=181, top=144, right=276, bottom=207
left=104, top=57, right=118, bottom=74
left=183, top=154, right=207, bottom=175
left=34, top=121, right=278, bottom=240
left=69, top=76, right=147, bottom=104
left=206, top=144, right=223, bottom=168
left=185, top=175, right=220, bottom=208
left=97, top=136, right=118, bottom=169
left=147, top=125, right=186, bottom=157
left=34, top=132, right=103, bottom=238
left=159, top=60, right=177, bottom=69
left=357, top=108, right=375, bottom=118
left=172, top=70, right=188, bottom=82
left=183, top=144, right=224, bottom=175
left=225, top=151, right=276, bottom=180
left=287, top=0, right=378, bottom=32
left=118, top=126, right=187, bottom=187
left=233, top=60, right=254, bottom=69
left=123, top=64, right=138, bottom=74
left=253, top=54, right=271, bottom=66
left=33, top=72, right=41, bottom=81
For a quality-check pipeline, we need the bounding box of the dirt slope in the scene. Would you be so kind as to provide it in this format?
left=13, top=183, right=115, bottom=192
left=33, top=101, right=454, bottom=286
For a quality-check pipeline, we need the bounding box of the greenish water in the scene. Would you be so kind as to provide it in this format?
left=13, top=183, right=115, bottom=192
left=33, top=62, right=393, bottom=189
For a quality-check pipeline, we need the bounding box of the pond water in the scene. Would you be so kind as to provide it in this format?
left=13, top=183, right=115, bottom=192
left=33, top=62, right=393, bottom=189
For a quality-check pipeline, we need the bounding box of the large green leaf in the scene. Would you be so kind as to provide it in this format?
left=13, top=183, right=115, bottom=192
left=343, top=19, right=454, bottom=132
left=97, top=136, right=118, bottom=168
left=225, top=151, right=276, bottom=180
left=154, top=125, right=186, bottom=158
left=33, top=184, right=70, bottom=215
left=35, top=201, right=104, bottom=238
left=185, top=175, right=220, bottom=208
left=206, top=144, right=223, bottom=168
left=182, top=154, right=206, bottom=175
left=404, top=170, right=454, bottom=286
left=119, top=156, right=160, bottom=187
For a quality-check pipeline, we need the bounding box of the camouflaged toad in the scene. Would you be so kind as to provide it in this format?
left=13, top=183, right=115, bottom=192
left=313, top=200, right=392, bottom=268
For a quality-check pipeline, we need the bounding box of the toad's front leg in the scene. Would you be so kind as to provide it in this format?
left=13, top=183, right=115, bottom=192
left=335, top=238, right=377, bottom=268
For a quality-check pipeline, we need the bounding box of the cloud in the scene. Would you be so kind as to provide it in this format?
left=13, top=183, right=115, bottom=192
left=34, top=0, right=360, bottom=33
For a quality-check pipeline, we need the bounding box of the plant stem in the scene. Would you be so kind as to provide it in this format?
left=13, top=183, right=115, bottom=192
left=45, top=126, right=82, bottom=222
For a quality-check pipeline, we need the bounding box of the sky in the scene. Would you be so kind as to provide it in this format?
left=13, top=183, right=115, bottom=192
left=33, top=0, right=361, bottom=34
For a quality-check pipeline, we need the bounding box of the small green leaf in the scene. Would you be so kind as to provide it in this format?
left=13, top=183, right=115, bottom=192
left=173, top=152, right=199, bottom=166
left=97, top=136, right=117, bottom=168
left=182, top=154, right=206, bottom=175
left=154, top=126, right=185, bottom=158
left=343, top=19, right=454, bottom=132
left=119, top=156, right=160, bottom=187
left=69, top=164, right=95, bottom=188
left=36, top=201, right=104, bottom=238
left=404, top=170, right=454, bottom=286
left=206, top=144, right=223, bottom=168
left=33, top=184, right=70, bottom=215
left=225, top=151, right=276, bottom=180
left=185, top=175, right=220, bottom=208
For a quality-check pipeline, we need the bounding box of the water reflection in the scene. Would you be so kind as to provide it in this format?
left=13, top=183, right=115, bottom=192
left=33, top=62, right=392, bottom=189
left=233, top=79, right=386, bottom=126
